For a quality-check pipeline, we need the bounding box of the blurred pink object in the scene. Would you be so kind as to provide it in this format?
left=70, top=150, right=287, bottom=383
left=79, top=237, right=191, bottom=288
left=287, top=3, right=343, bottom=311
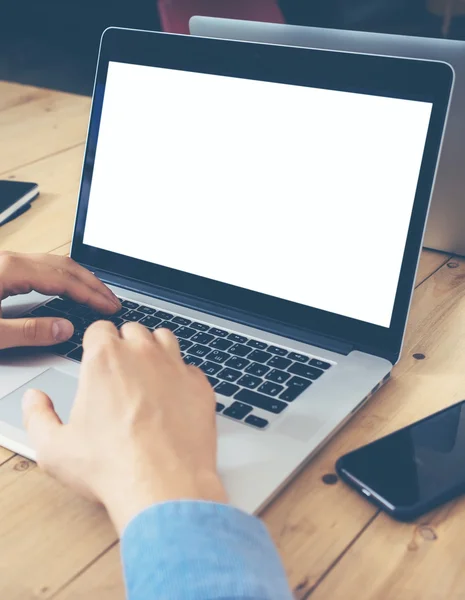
left=158, top=0, right=285, bottom=35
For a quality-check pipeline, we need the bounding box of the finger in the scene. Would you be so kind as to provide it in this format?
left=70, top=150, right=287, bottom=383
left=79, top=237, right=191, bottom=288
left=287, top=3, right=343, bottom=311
left=22, top=389, right=62, bottom=467
left=152, top=327, right=181, bottom=357
left=0, top=317, right=74, bottom=350
left=120, top=321, right=154, bottom=342
left=82, top=319, right=120, bottom=351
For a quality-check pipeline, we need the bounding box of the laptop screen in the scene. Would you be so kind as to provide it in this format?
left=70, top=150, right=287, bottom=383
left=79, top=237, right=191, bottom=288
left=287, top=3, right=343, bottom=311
left=83, top=60, right=433, bottom=329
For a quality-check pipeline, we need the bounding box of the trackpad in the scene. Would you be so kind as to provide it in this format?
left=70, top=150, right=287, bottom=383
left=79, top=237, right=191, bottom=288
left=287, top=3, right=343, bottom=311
left=0, top=368, right=77, bottom=430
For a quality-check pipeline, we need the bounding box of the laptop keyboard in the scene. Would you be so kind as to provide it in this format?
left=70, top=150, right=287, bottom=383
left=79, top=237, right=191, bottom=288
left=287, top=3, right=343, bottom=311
left=26, top=297, right=333, bottom=430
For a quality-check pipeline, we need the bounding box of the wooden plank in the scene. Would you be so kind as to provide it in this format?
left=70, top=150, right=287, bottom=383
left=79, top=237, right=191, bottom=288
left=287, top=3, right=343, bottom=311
left=0, top=85, right=89, bottom=174
left=0, top=447, right=13, bottom=466
left=0, top=81, right=50, bottom=113
left=51, top=242, right=72, bottom=256
left=415, top=248, right=451, bottom=286
left=0, top=145, right=83, bottom=254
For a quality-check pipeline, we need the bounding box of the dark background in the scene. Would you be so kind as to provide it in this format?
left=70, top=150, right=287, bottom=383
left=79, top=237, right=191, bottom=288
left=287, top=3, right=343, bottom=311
left=1, top=0, right=465, bottom=96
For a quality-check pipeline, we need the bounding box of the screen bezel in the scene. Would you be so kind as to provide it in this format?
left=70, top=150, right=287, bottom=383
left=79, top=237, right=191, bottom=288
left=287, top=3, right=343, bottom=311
left=71, top=27, right=453, bottom=362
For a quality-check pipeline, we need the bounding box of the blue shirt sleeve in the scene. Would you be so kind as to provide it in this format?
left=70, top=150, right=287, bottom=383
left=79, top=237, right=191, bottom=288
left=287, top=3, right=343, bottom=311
left=121, top=500, right=293, bottom=600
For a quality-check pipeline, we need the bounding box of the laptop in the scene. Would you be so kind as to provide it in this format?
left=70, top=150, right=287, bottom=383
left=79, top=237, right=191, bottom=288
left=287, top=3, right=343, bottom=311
left=0, top=27, right=452, bottom=514
left=190, top=17, right=465, bottom=257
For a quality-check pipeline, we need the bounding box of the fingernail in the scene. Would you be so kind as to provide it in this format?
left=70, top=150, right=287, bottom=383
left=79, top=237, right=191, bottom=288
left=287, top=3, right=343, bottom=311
left=22, top=389, right=37, bottom=410
left=52, top=319, right=74, bottom=342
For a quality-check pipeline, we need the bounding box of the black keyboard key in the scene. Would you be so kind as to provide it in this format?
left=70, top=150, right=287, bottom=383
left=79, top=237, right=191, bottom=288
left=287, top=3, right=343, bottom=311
left=178, top=339, right=193, bottom=352
left=68, top=346, right=84, bottom=362
left=234, top=389, right=287, bottom=414
left=172, top=316, right=191, bottom=326
left=209, top=338, right=233, bottom=350
left=288, top=363, right=324, bottom=380
left=267, top=346, right=288, bottom=356
left=225, top=356, right=250, bottom=370
left=266, top=369, right=291, bottom=384
left=257, top=381, right=284, bottom=397
left=209, top=327, right=228, bottom=337
left=223, top=401, right=253, bottom=420
left=288, top=352, right=308, bottom=363
left=310, top=358, right=331, bottom=370
left=191, top=322, right=209, bottom=331
left=45, top=298, right=69, bottom=313
left=184, top=355, right=203, bottom=366
left=113, top=307, right=128, bottom=318
left=286, top=376, right=313, bottom=391
left=109, top=316, right=125, bottom=327
left=245, top=415, right=269, bottom=429
left=268, top=356, right=292, bottom=370
left=68, top=316, right=87, bottom=332
left=175, top=326, right=196, bottom=339
left=228, top=343, right=252, bottom=358
left=228, top=333, right=248, bottom=344
left=123, top=310, right=145, bottom=322
left=156, top=321, right=179, bottom=332
left=70, top=330, right=84, bottom=345
left=200, top=361, right=223, bottom=376
left=72, top=305, right=93, bottom=318
left=237, top=374, right=261, bottom=389
left=51, top=341, right=77, bottom=356
left=121, top=300, right=139, bottom=309
left=280, top=382, right=311, bottom=402
left=31, top=306, right=58, bottom=318
left=137, top=305, right=156, bottom=315
left=154, top=310, right=173, bottom=320
left=191, top=332, right=214, bottom=345
left=248, top=350, right=272, bottom=364
left=246, top=339, right=268, bottom=350
left=140, top=315, right=162, bottom=328
left=215, top=382, right=239, bottom=397
left=245, top=362, right=270, bottom=377
left=216, top=402, right=225, bottom=413
left=207, top=376, right=219, bottom=387
left=217, top=368, right=242, bottom=382
left=189, top=344, right=211, bottom=358
left=205, top=350, right=229, bottom=363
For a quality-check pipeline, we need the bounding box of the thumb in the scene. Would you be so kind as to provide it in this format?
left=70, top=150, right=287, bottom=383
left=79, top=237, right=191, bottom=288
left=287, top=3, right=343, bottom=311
left=22, top=389, right=63, bottom=467
left=0, top=317, right=74, bottom=349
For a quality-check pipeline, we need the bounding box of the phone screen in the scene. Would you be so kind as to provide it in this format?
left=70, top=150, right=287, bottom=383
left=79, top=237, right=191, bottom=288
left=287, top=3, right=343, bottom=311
left=338, top=400, right=465, bottom=508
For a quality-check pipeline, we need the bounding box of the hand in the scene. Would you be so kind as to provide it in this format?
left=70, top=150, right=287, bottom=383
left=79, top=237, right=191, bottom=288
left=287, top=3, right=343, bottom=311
left=22, top=322, right=228, bottom=535
left=0, top=252, right=120, bottom=349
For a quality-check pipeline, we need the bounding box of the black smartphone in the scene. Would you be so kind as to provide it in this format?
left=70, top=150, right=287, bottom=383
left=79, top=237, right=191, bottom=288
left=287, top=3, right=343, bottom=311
left=0, top=180, right=39, bottom=226
left=336, top=400, right=465, bottom=521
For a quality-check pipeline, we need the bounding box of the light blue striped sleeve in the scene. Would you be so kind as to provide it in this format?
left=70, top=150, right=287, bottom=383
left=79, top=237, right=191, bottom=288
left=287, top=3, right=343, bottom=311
left=120, top=501, right=293, bottom=600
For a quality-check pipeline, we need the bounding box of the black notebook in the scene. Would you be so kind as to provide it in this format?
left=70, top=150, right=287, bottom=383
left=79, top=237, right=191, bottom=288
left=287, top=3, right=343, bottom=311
left=0, top=180, right=39, bottom=226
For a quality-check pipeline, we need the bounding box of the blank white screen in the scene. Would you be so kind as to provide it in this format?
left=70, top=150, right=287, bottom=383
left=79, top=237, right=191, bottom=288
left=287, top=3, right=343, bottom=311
left=83, top=61, right=433, bottom=327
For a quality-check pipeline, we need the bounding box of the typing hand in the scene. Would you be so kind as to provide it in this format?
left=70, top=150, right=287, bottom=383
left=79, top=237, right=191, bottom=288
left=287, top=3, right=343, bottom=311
left=0, top=252, right=120, bottom=349
left=22, top=322, right=228, bottom=534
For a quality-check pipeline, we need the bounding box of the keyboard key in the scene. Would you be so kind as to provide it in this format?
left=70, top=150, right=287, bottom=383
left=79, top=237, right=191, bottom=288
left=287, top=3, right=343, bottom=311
left=123, top=310, right=145, bottom=322
left=245, top=415, right=269, bottom=429
left=228, top=333, right=248, bottom=344
left=268, top=356, right=292, bottom=369
left=154, top=311, right=173, bottom=320
left=209, top=338, right=233, bottom=350
left=266, top=369, right=291, bottom=384
left=45, top=298, right=69, bottom=312
left=267, top=346, right=288, bottom=356
left=156, top=321, right=179, bottom=332
left=310, top=358, right=331, bottom=370
left=175, top=326, right=196, bottom=339
left=121, top=300, right=139, bottom=309
left=225, top=356, right=250, bottom=370
left=234, top=389, right=287, bottom=414
left=109, top=316, right=124, bottom=327
left=229, top=343, right=252, bottom=357
left=191, top=332, right=214, bottom=345
left=68, top=316, right=87, bottom=332
left=217, top=368, right=242, bottom=382
left=113, top=307, right=128, bottom=318
left=184, top=355, right=203, bottom=367
left=68, top=346, right=84, bottom=362
left=69, top=331, right=84, bottom=345
left=69, top=305, right=92, bottom=318
left=137, top=305, right=156, bottom=315
left=286, top=376, right=313, bottom=391
left=178, top=339, right=193, bottom=352
left=257, top=381, right=284, bottom=397
left=209, top=327, right=228, bottom=337
left=288, top=363, right=324, bottom=380
left=215, top=382, right=239, bottom=397
left=191, top=322, right=209, bottom=331
left=205, top=350, right=229, bottom=363
left=172, top=316, right=191, bottom=326
left=216, top=402, right=225, bottom=413
left=248, top=350, right=272, bottom=364
left=288, top=352, right=308, bottom=363
left=280, top=381, right=311, bottom=402
left=245, top=362, right=270, bottom=377
left=200, top=361, right=223, bottom=376
left=223, top=401, right=253, bottom=420
left=246, top=339, right=267, bottom=350
left=51, top=341, right=77, bottom=356
left=237, top=374, right=261, bottom=389
left=207, top=376, right=219, bottom=387
left=31, top=306, right=57, bottom=318
left=140, top=315, right=162, bottom=328
left=189, top=344, right=211, bottom=358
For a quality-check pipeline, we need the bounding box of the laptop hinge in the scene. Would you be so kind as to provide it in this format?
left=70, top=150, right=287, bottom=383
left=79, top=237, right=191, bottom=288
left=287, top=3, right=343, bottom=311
left=89, top=267, right=353, bottom=357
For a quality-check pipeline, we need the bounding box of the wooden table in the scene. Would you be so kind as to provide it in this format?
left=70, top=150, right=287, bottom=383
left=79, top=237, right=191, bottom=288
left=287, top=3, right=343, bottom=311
left=1, top=80, right=465, bottom=600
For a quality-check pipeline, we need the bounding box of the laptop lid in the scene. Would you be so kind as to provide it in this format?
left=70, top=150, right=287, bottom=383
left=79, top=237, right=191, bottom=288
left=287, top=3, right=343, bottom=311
left=70, top=27, right=452, bottom=364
